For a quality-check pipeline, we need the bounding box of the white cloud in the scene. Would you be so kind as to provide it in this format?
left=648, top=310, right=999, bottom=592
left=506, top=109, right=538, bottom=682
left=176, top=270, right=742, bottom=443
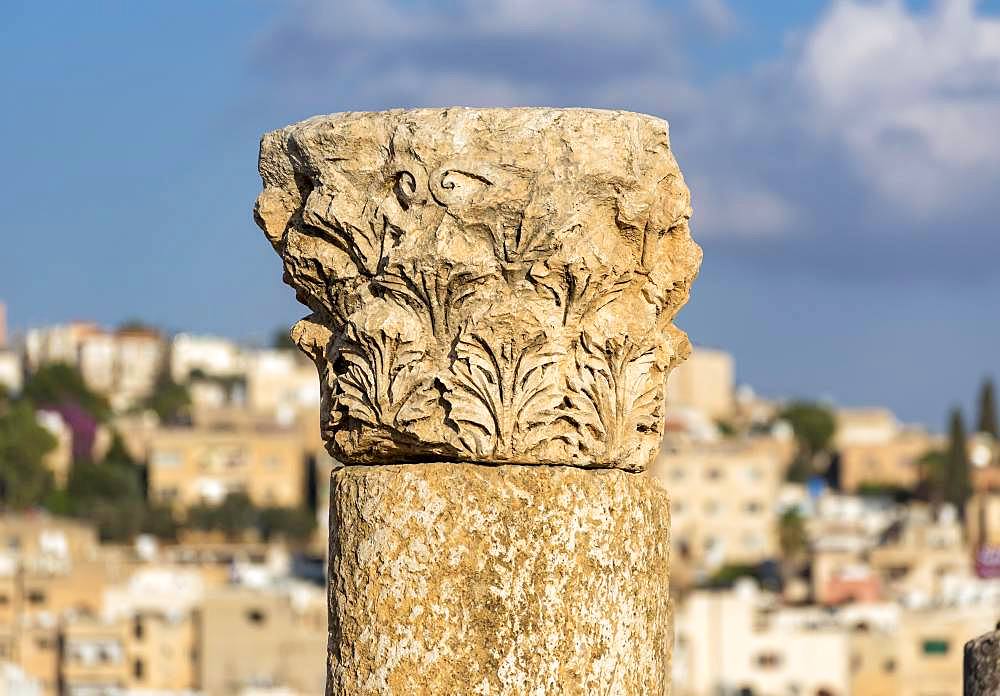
left=691, top=182, right=798, bottom=239
left=690, top=0, right=740, bottom=37
left=254, top=0, right=1000, bottom=256
left=798, top=0, right=1000, bottom=215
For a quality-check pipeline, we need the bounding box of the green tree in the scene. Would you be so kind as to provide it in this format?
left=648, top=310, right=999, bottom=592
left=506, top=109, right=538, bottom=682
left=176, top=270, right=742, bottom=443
left=141, top=504, right=179, bottom=541
left=103, top=431, right=136, bottom=467
left=143, top=372, right=191, bottom=425
left=117, top=319, right=157, bottom=333
left=259, top=506, right=317, bottom=544
left=778, top=401, right=836, bottom=482
left=915, top=449, right=947, bottom=504
left=0, top=401, right=57, bottom=509
left=977, top=378, right=999, bottom=439
left=22, top=363, right=110, bottom=422
left=704, top=564, right=758, bottom=588
left=64, top=441, right=148, bottom=541
left=86, top=498, right=147, bottom=543
left=188, top=493, right=257, bottom=541
left=944, top=408, right=972, bottom=512
left=778, top=508, right=808, bottom=560
left=67, top=458, right=143, bottom=503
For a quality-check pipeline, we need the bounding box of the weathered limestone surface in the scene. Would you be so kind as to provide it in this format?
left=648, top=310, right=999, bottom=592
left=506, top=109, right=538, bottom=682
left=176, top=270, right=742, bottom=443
left=256, top=108, right=701, bottom=472
left=965, top=626, right=1000, bottom=695
left=255, top=108, right=698, bottom=696
left=328, top=463, right=672, bottom=695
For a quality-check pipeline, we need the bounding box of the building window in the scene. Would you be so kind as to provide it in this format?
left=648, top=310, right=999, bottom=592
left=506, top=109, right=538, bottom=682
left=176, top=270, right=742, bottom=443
left=27, top=590, right=46, bottom=605
left=673, top=501, right=685, bottom=515
left=671, top=468, right=685, bottom=481
left=133, top=616, right=144, bottom=641
left=151, top=450, right=181, bottom=468
left=134, top=658, right=145, bottom=680
left=0, top=594, right=8, bottom=605
left=755, top=651, right=782, bottom=668
left=922, top=639, right=950, bottom=656
left=744, top=501, right=763, bottom=514
left=707, top=468, right=723, bottom=480
left=883, top=659, right=896, bottom=673
left=246, top=609, right=267, bottom=625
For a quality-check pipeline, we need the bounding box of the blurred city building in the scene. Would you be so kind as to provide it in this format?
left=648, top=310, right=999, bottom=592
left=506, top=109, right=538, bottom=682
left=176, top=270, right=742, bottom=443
left=25, top=323, right=166, bottom=411
left=200, top=585, right=326, bottom=695
left=0, top=512, right=327, bottom=696
left=673, top=579, right=997, bottom=696
left=5, top=314, right=998, bottom=696
left=0, top=302, right=23, bottom=396
left=143, top=422, right=310, bottom=512
left=833, top=408, right=942, bottom=493
left=169, top=334, right=244, bottom=383
left=650, top=435, right=791, bottom=580
left=666, top=347, right=735, bottom=420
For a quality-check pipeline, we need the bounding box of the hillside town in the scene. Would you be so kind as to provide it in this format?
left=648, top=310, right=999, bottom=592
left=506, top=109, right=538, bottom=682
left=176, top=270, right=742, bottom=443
left=1, top=299, right=998, bottom=696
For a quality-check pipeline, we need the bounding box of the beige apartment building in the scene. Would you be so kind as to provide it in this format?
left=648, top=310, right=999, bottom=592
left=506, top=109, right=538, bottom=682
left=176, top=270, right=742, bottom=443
left=244, top=349, right=319, bottom=417
left=869, top=504, right=969, bottom=601
left=24, top=323, right=166, bottom=410
left=674, top=582, right=997, bottom=696
left=24, top=322, right=103, bottom=371
left=0, top=513, right=333, bottom=696
left=0, top=624, right=59, bottom=696
left=895, top=608, right=997, bottom=696
left=834, top=408, right=941, bottom=492
left=665, top=347, right=735, bottom=419
left=0, top=351, right=21, bottom=396
left=967, top=491, right=1000, bottom=547
left=649, top=436, right=788, bottom=575
left=674, top=583, right=855, bottom=696
left=146, top=423, right=310, bottom=512
left=199, top=585, right=326, bottom=695
left=0, top=516, right=130, bottom=695
left=169, top=333, right=244, bottom=382
left=838, top=430, right=940, bottom=493
left=62, top=611, right=198, bottom=695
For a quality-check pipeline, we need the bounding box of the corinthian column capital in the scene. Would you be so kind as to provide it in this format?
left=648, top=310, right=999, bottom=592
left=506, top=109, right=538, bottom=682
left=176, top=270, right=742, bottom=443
left=256, top=107, right=701, bottom=472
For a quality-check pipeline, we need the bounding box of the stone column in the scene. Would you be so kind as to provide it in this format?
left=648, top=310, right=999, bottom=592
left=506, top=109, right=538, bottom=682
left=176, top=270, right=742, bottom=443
left=254, top=108, right=701, bottom=695
left=965, top=625, right=1000, bottom=695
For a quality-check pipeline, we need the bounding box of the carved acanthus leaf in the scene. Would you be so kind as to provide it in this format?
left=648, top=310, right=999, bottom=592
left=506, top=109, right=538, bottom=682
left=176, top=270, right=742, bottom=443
left=530, top=259, right=633, bottom=326
left=562, top=331, right=662, bottom=465
left=377, top=262, right=492, bottom=342
left=332, top=320, right=435, bottom=433
left=443, top=321, right=564, bottom=460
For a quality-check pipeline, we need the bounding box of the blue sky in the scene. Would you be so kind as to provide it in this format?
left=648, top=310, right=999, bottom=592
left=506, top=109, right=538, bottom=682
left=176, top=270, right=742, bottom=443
left=1, top=0, right=999, bottom=427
